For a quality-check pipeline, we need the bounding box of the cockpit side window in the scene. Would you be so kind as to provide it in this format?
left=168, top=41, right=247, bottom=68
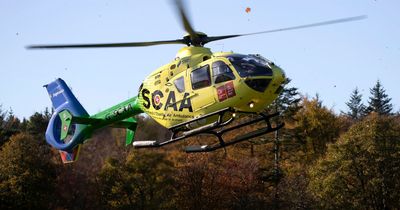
left=191, top=65, right=211, bottom=90
left=174, top=76, right=185, bottom=93
left=212, top=61, right=235, bottom=84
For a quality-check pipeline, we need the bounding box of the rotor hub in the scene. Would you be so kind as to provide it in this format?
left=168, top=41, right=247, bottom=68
left=183, top=32, right=208, bottom=46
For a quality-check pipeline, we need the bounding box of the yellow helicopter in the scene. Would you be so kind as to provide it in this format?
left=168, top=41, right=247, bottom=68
left=28, top=1, right=366, bottom=163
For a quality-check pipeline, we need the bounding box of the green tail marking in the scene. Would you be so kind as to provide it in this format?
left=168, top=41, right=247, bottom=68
left=59, top=110, right=72, bottom=140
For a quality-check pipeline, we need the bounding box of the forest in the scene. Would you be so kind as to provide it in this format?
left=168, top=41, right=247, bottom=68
left=0, top=79, right=399, bottom=210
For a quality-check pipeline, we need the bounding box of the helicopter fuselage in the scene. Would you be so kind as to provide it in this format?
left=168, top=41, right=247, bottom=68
left=138, top=46, right=286, bottom=128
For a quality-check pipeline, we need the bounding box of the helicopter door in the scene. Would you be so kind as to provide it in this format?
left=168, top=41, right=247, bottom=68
left=212, top=61, right=235, bottom=84
left=211, top=60, right=236, bottom=102
left=190, top=64, right=216, bottom=111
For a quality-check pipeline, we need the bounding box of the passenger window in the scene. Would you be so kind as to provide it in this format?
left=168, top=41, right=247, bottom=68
left=212, top=61, right=235, bottom=84
left=191, top=65, right=211, bottom=90
left=174, top=76, right=185, bottom=93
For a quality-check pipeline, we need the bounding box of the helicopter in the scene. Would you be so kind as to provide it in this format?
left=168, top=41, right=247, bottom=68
left=28, top=1, right=366, bottom=163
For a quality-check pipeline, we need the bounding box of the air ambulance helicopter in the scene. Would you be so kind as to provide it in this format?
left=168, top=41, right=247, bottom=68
left=27, top=1, right=366, bottom=163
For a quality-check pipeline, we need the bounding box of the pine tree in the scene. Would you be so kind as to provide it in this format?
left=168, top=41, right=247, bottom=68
left=269, top=78, right=301, bottom=122
left=344, top=87, right=365, bottom=120
left=366, top=80, right=393, bottom=115
left=0, top=106, right=21, bottom=147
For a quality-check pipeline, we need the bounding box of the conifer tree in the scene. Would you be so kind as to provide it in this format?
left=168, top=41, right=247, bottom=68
left=269, top=78, right=301, bottom=122
left=366, top=80, right=393, bottom=115
left=0, top=106, right=21, bottom=147
left=344, top=87, right=365, bottom=120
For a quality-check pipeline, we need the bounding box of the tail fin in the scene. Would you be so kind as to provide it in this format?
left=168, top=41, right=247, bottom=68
left=59, top=145, right=81, bottom=163
left=45, top=78, right=90, bottom=163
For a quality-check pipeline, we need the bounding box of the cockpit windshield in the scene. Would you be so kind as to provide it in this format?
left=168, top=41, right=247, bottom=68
left=225, top=54, right=273, bottom=77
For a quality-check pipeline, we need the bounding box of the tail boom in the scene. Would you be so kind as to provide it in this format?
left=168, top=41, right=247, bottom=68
left=44, top=78, right=143, bottom=162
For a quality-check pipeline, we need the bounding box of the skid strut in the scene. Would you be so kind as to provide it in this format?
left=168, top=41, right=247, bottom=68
left=132, top=108, right=284, bottom=153
left=185, top=112, right=284, bottom=153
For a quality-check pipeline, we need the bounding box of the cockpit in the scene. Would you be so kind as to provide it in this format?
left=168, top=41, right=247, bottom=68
left=170, top=53, right=280, bottom=95
left=225, top=54, right=273, bottom=77
left=224, top=54, right=275, bottom=92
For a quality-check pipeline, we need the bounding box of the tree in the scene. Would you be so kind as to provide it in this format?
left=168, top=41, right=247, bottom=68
left=0, top=106, right=21, bottom=147
left=97, top=151, right=176, bottom=209
left=175, top=154, right=265, bottom=210
left=0, top=133, right=57, bottom=209
left=366, top=80, right=393, bottom=115
left=268, top=78, right=301, bottom=122
left=309, top=114, right=400, bottom=209
left=343, top=87, right=366, bottom=120
left=293, top=97, right=340, bottom=157
left=265, top=78, right=301, bottom=207
left=25, top=110, right=51, bottom=137
left=277, top=160, right=316, bottom=209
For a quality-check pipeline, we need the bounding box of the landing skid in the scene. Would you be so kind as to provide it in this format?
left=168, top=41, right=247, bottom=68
left=133, top=108, right=284, bottom=153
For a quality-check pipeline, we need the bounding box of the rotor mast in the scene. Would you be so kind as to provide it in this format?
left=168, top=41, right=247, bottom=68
left=175, top=46, right=212, bottom=59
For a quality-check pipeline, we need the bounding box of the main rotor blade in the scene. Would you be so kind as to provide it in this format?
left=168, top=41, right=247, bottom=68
left=205, top=15, right=367, bottom=44
left=26, top=39, right=186, bottom=49
left=173, top=0, right=198, bottom=40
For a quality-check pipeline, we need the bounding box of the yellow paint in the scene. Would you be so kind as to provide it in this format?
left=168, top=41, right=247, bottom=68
left=137, top=46, right=285, bottom=128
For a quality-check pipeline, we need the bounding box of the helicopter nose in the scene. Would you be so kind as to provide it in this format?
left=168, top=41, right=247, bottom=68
left=270, top=65, right=286, bottom=93
left=274, top=66, right=286, bottom=84
left=243, top=65, right=285, bottom=94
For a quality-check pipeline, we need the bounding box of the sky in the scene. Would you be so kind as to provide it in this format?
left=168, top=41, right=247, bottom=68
left=1, top=0, right=399, bottom=119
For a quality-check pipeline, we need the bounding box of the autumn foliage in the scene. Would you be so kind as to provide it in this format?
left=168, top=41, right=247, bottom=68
left=0, top=80, right=399, bottom=209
